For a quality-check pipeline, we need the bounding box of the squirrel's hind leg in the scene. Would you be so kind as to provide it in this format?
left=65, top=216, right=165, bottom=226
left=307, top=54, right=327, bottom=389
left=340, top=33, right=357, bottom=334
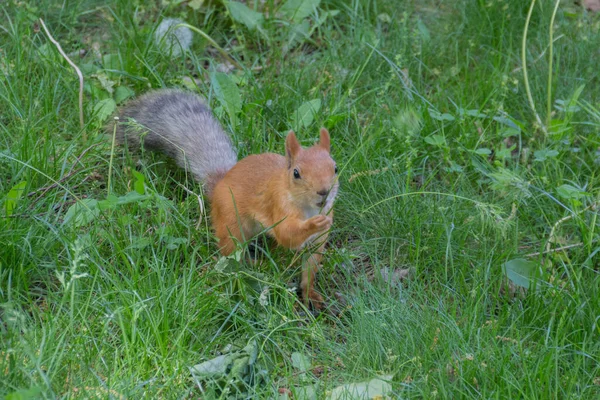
left=216, top=229, right=237, bottom=255
left=301, top=234, right=329, bottom=310
left=213, top=211, right=262, bottom=258
left=212, top=205, right=241, bottom=256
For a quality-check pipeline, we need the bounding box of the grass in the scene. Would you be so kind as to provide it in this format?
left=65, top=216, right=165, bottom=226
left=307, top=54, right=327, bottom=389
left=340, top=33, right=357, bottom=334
left=1, top=0, right=600, bottom=398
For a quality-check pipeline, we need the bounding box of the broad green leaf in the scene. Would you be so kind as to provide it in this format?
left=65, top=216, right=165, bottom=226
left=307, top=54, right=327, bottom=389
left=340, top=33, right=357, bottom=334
left=5, top=386, right=42, bottom=400
left=211, top=71, right=242, bottom=125
left=493, top=115, right=521, bottom=131
left=499, top=127, right=520, bottom=137
left=244, top=340, right=258, bottom=365
left=230, top=355, right=250, bottom=377
left=293, top=384, right=318, bottom=400
left=84, top=81, right=110, bottom=100
left=230, top=73, right=249, bottom=86
left=416, top=18, right=430, bottom=42
left=570, top=84, right=585, bottom=106
left=424, top=134, right=446, bottom=147
left=93, top=72, right=116, bottom=94
left=291, top=352, right=311, bottom=372
left=99, top=192, right=149, bottom=210
left=286, top=19, right=311, bottom=50
left=132, top=170, right=145, bottom=194
left=190, top=340, right=258, bottom=380
left=428, top=108, right=455, bottom=121
left=128, top=236, right=152, bottom=249
left=63, top=192, right=151, bottom=227
left=464, top=109, right=487, bottom=118
left=495, top=144, right=516, bottom=160
left=548, top=119, right=572, bottom=136
left=280, top=0, right=321, bottom=23
left=534, top=149, right=559, bottom=162
left=4, top=180, right=27, bottom=216
left=446, top=161, right=463, bottom=173
left=502, top=258, right=540, bottom=290
left=325, top=113, right=347, bottom=128
left=98, top=194, right=120, bottom=210
left=188, top=0, right=204, bottom=10
left=190, top=354, right=237, bottom=378
left=328, top=375, right=393, bottom=400
left=115, top=191, right=148, bottom=205
left=63, top=199, right=100, bottom=227
left=226, top=1, right=264, bottom=30
left=214, top=255, right=233, bottom=273
left=292, top=99, right=321, bottom=130
left=102, top=53, right=122, bottom=71
left=554, top=84, right=584, bottom=114
left=115, top=86, right=135, bottom=104
left=161, top=235, right=188, bottom=250
left=458, top=108, right=487, bottom=118
left=93, top=98, right=117, bottom=123
left=556, top=184, right=589, bottom=200
left=80, top=63, right=100, bottom=75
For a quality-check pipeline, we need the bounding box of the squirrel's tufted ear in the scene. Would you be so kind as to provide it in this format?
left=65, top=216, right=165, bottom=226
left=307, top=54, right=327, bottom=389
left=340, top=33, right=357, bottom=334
left=319, top=128, right=330, bottom=153
left=285, top=130, right=301, bottom=165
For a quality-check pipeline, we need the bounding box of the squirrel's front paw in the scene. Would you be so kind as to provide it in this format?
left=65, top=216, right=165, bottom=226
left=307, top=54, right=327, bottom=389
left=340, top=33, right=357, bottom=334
left=307, top=215, right=333, bottom=232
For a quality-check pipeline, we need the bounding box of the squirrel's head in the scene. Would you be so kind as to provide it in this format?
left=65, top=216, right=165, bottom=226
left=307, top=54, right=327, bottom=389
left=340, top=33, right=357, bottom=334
left=285, top=128, right=339, bottom=212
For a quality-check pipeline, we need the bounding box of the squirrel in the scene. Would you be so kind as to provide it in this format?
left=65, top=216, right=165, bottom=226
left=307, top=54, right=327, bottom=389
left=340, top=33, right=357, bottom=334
left=112, top=89, right=339, bottom=309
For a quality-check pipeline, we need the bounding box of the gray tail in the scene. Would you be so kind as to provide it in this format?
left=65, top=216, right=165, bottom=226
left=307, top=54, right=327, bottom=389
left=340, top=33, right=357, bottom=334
left=111, top=89, right=237, bottom=196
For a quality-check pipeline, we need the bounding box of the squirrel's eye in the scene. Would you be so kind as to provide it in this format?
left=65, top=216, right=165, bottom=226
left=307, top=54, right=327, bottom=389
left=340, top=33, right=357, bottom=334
left=334, top=165, right=338, bottom=174
left=293, top=169, right=301, bottom=179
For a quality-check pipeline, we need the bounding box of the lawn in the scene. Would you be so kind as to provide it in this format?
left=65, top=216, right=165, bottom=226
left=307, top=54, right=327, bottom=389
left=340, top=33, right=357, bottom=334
left=1, top=0, right=600, bottom=398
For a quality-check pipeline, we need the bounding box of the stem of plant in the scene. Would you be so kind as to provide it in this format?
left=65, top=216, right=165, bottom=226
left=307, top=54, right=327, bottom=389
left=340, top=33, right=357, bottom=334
left=107, top=117, right=118, bottom=197
left=522, top=0, right=548, bottom=136
left=547, top=0, right=560, bottom=128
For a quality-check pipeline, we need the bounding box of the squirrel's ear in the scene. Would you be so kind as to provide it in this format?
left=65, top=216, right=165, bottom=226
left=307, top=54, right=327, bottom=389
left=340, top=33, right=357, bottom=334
left=319, top=127, right=330, bottom=153
left=286, top=131, right=301, bottom=163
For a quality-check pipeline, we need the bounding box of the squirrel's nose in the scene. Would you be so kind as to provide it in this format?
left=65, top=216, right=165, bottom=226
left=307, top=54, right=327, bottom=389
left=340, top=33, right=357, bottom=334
left=317, top=189, right=328, bottom=196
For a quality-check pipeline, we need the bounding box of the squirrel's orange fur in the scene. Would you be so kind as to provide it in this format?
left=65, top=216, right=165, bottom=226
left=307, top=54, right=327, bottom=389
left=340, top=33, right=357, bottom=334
left=211, top=129, right=338, bottom=308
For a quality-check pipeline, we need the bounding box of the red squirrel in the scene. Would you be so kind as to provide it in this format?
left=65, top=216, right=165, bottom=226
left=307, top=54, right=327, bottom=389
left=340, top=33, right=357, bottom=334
left=113, top=89, right=338, bottom=308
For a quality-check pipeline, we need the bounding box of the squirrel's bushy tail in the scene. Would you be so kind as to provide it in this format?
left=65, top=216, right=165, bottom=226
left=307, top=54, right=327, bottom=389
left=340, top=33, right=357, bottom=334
left=113, top=90, right=237, bottom=196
